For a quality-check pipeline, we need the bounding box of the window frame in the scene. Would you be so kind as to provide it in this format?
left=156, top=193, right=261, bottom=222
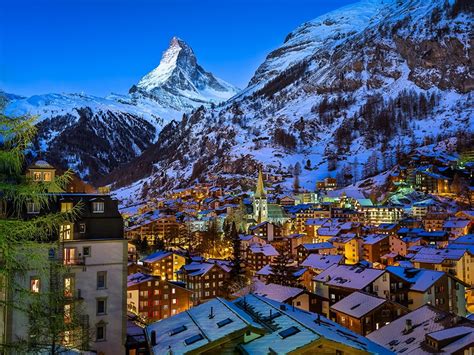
left=92, top=201, right=105, bottom=214
left=97, top=271, right=107, bottom=290
left=96, top=298, right=107, bottom=316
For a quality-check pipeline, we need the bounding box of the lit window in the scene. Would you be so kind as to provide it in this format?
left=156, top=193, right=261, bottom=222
left=43, top=172, right=52, bottom=181
left=60, top=223, right=73, bottom=240
left=64, top=304, right=72, bottom=323
left=61, top=202, right=73, bottom=212
left=33, top=172, right=42, bottom=181
left=92, top=202, right=105, bottom=213
left=30, top=277, right=40, bottom=293
left=64, top=276, right=74, bottom=297
left=172, top=299, right=177, bottom=304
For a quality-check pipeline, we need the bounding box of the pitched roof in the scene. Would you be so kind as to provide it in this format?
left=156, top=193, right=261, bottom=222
left=141, top=250, right=172, bottom=263
left=145, top=293, right=391, bottom=355
left=386, top=266, right=444, bottom=292
left=249, top=243, right=279, bottom=256
left=314, top=265, right=385, bottom=290
left=331, top=292, right=386, bottom=318
left=367, top=305, right=473, bottom=354
left=301, top=254, right=343, bottom=271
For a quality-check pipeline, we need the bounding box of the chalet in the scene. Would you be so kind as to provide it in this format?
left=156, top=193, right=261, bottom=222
left=443, top=218, right=471, bottom=238
left=386, top=266, right=467, bottom=315
left=313, top=265, right=388, bottom=318
left=249, top=221, right=282, bottom=242
left=390, top=234, right=422, bottom=257
left=177, top=260, right=231, bottom=304
left=411, top=246, right=473, bottom=287
left=423, top=212, right=452, bottom=232
left=246, top=243, right=279, bottom=274
left=330, top=234, right=363, bottom=265
left=300, top=254, right=343, bottom=274
left=234, top=279, right=318, bottom=312
left=362, top=234, right=390, bottom=264
left=127, top=272, right=192, bottom=321
left=255, top=264, right=312, bottom=291
left=331, top=291, right=409, bottom=336
left=296, top=242, right=336, bottom=263
left=141, top=250, right=186, bottom=280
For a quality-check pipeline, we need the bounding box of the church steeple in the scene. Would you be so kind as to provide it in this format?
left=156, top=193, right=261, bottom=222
left=255, top=169, right=266, bottom=198
left=253, top=169, right=268, bottom=223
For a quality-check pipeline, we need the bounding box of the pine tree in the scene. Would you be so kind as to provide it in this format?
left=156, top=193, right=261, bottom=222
left=225, top=223, right=247, bottom=294
left=0, top=114, right=90, bottom=353
left=267, top=249, right=300, bottom=287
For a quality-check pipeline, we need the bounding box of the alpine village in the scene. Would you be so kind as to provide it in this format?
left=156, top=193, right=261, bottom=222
left=1, top=0, right=474, bottom=354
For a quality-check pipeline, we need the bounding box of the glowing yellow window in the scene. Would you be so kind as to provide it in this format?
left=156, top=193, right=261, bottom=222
left=61, top=202, right=73, bottom=212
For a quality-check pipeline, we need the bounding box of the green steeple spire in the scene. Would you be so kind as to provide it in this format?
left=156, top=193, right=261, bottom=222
left=255, top=169, right=266, bottom=198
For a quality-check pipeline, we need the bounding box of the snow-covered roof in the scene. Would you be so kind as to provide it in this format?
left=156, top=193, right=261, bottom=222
left=236, top=280, right=305, bottom=302
left=300, top=242, right=335, bottom=251
left=367, top=305, right=472, bottom=354
left=246, top=295, right=392, bottom=355
left=301, top=254, right=343, bottom=271
left=249, top=243, right=279, bottom=256
left=411, top=247, right=466, bottom=264
left=141, top=250, right=172, bottom=263
left=331, top=291, right=386, bottom=318
left=182, top=261, right=230, bottom=277
left=145, top=291, right=391, bottom=354
left=443, top=219, right=470, bottom=229
left=386, top=266, right=444, bottom=292
left=363, top=234, right=389, bottom=245
left=314, top=264, right=385, bottom=290
left=452, top=234, right=474, bottom=245
left=127, top=272, right=155, bottom=288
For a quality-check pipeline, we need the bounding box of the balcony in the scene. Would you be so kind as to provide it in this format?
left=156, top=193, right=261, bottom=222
left=63, top=257, right=86, bottom=266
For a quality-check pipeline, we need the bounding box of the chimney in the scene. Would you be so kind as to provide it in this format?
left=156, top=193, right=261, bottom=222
left=405, top=319, right=413, bottom=333
left=209, top=306, right=215, bottom=319
left=150, top=330, right=157, bottom=346
left=317, top=313, right=321, bottom=325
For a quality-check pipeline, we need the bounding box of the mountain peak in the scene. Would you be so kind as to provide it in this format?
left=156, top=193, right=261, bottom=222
left=132, top=37, right=239, bottom=111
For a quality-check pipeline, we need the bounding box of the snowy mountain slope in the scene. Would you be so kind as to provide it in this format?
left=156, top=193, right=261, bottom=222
left=3, top=37, right=239, bottom=182
left=129, top=37, right=239, bottom=111
left=107, top=0, right=474, bottom=203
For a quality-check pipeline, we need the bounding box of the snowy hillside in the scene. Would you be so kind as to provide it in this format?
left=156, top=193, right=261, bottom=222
left=3, top=37, right=239, bottom=182
left=108, top=0, right=473, bottom=204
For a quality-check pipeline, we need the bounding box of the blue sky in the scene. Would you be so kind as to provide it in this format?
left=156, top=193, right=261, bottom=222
left=0, top=0, right=355, bottom=97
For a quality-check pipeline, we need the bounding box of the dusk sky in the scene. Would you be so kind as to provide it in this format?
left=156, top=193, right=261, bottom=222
left=1, top=0, right=355, bottom=97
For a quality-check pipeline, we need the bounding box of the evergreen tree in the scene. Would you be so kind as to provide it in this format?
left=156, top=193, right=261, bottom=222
left=0, top=114, right=90, bottom=353
left=267, top=249, right=300, bottom=287
left=225, top=222, right=247, bottom=294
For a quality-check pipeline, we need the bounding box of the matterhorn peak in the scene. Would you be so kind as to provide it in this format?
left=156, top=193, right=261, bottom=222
left=131, top=36, right=239, bottom=111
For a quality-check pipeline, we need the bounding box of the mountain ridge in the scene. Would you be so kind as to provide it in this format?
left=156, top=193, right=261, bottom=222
left=106, top=0, right=474, bottom=206
left=2, top=37, right=239, bottom=182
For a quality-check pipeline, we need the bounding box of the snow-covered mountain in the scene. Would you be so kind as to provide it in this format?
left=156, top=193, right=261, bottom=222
left=3, top=37, right=238, bottom=182
left=107, top=0, right=473, bottom=205
left=130, top=37, right=239, bottom=112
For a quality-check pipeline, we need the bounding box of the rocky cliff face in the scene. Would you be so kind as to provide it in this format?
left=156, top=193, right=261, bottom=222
left=108, top=0, right=473, bottom=205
